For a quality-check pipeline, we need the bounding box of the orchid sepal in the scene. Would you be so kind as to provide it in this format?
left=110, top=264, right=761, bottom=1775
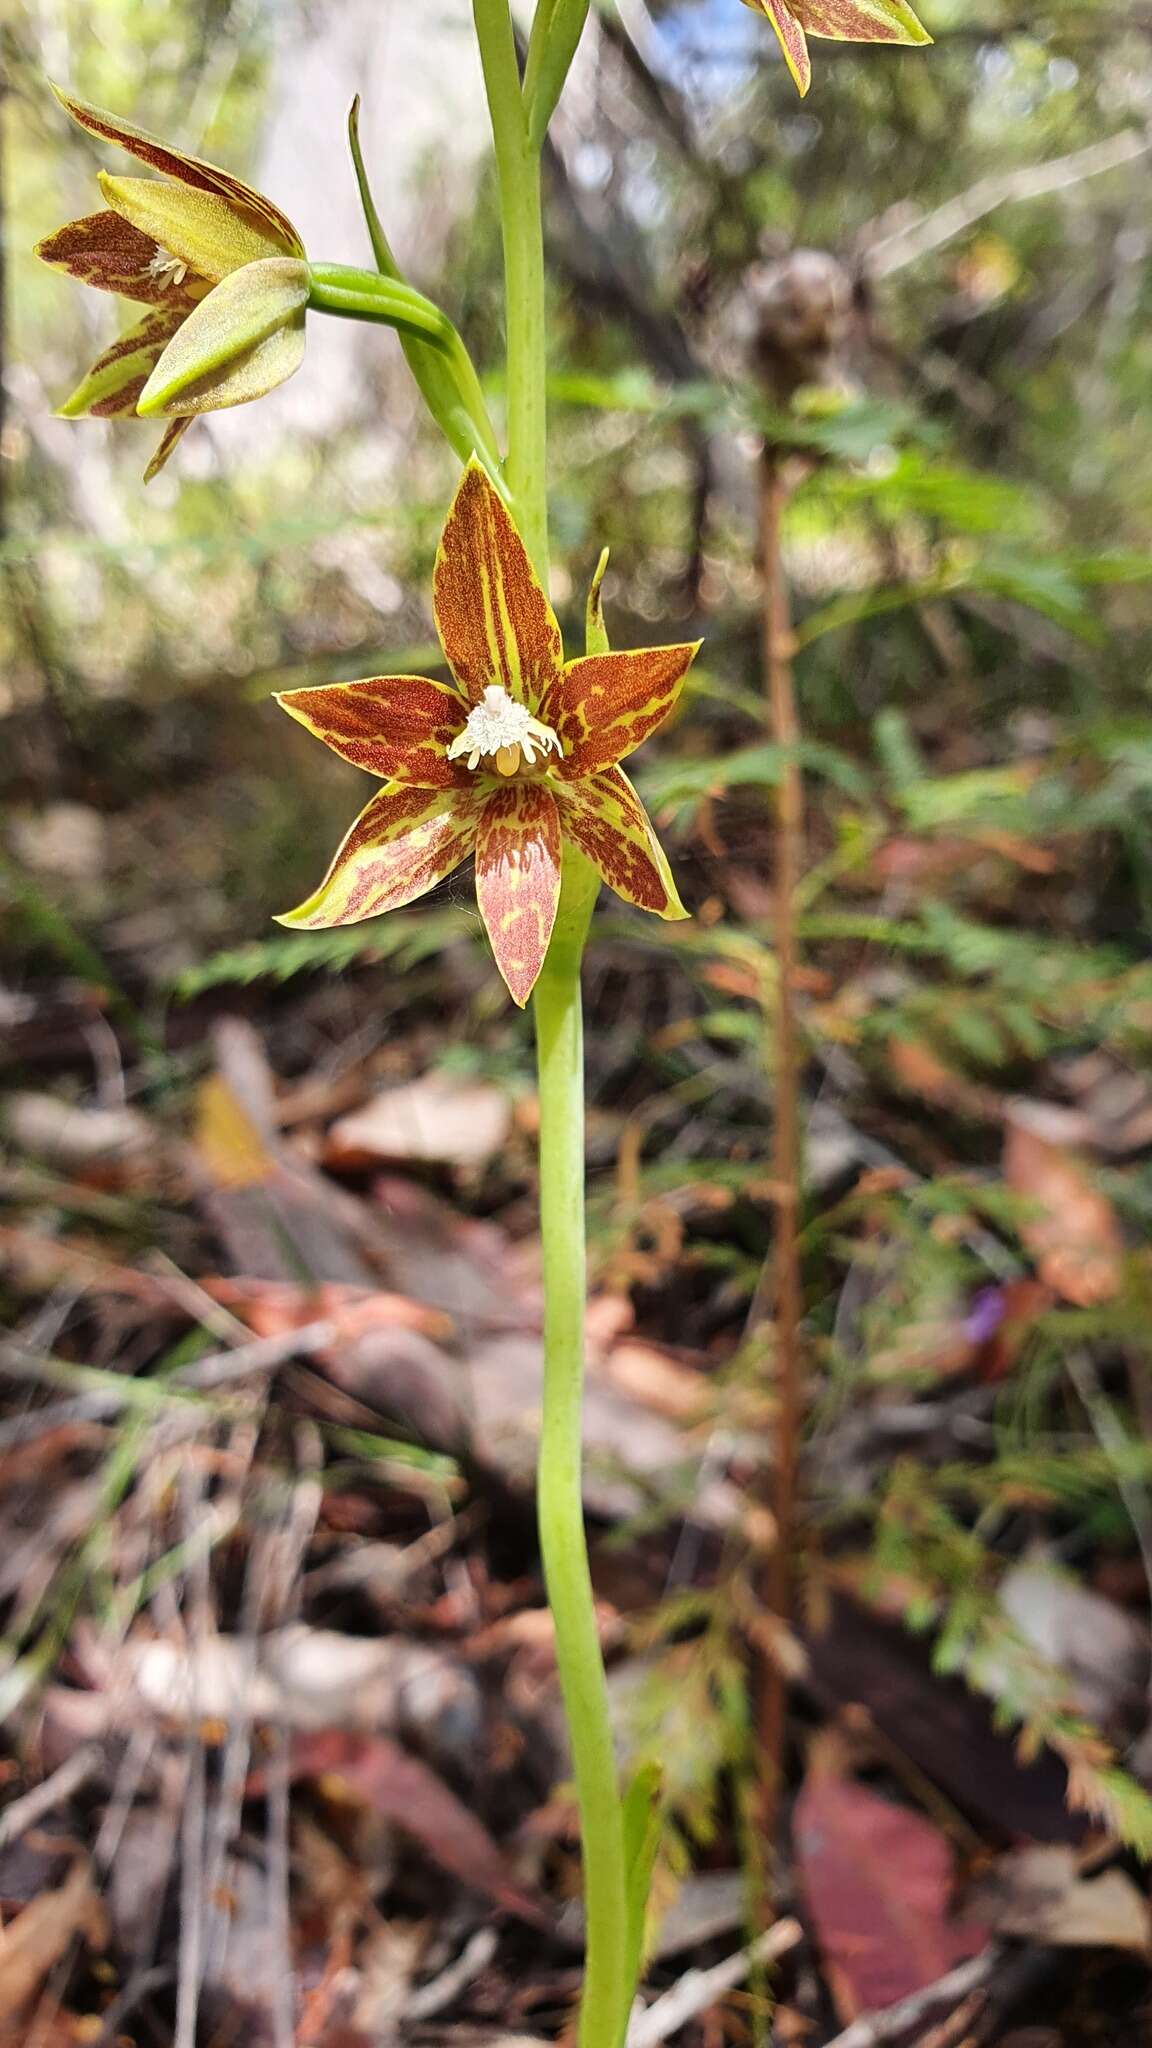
left=742, top=0, right=930, bottom=96
left=136, top=256, right=310, bottom=415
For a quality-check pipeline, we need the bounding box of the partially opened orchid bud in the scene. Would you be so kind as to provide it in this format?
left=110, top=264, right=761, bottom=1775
left=37, top=85, right=307, bottom=477
left=742, top=0, right=930, bottom=96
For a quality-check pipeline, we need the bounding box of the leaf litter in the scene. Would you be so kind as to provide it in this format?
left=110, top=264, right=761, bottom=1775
left=4, top=779, right=1152, bottom=2048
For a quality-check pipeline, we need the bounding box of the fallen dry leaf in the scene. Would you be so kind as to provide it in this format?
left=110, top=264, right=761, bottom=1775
left=292, top=1731, right=552, bottom=1930
left=121, top=1625, right=475, bottom=1734
left=996, top=1552, right=1149, bottom=1737
left=202, top=1276, right=453, bottom=1344
left=1004, top=1109, right=1124, bottom=1306
left=793, top=1748, right=986, bottom=2021
left=2, top=1090, right=154, bottom=1171
left=195, top=1068, right=277, bottom=1190
left=0, top=1859, right=105, bottom=2026
left=966, top=1846, right=1150, bottom=1953
left=601, top=1339, right=708, bottom=1422
left=470, top=1331, right=737, bottom=1525
left=886, top=1038, right=1001, bottom=1121
left=326, top=1072, right=512, bottom=1172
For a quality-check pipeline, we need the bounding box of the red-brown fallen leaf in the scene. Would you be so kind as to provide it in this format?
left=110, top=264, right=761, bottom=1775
left=0, top=1859, right=106, bottom=2026
left=600, top=1339, right=708, bottom=1421
left=886, top=1037, right=1002, bottom=1121
left=287, top=1732, right=553, bottom=1932
left=202, top=1276, right=454, bottom=1344
left=793, top=1757, right=986, bottom=2022
left=1003, top=1113, right=1124, bottom=1307
left=0, top=2022, right=92, bottom=2048
left=869, top=835, right=990, bottom=884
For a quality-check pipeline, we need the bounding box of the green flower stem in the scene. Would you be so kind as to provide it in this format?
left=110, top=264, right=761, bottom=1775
left=472, top=0, right=549, bottom=575
left=307, top=262, right=496, bottom=470
left=472, top=5, right=632, bottom=2045
left=534, top=860, right=632, bottom=2048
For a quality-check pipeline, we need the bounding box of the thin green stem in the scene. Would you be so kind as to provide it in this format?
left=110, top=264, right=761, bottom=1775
left=307, top=262, right=498, bottom=471
left=472, top=0, right=549, bottom=574
left=534, top=868, right=631, bottom=2048
left=472, top=5, right=632, bottom=2042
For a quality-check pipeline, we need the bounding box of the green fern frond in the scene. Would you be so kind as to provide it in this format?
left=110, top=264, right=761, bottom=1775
left=175, top=907, right=479, bottom=996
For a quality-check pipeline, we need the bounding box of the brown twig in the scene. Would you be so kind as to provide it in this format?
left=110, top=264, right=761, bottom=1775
left=818, top=1952, right=998, bottom=2048
left=626, top=1917, right=802, bottom=2048
left=754, top=452, right=805, bottom=1839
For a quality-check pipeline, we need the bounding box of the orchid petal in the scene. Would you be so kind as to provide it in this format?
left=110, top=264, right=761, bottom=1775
left=57, top=307, right=186, bottom=419
left=137, top=258, right=309, bottom=415
left=276, top=784, right=481, bottom=930
left=475, top=785, right=562, bottom=1006
left=742, top=0, right=812, bottom=92
left=797, top=0, right=931, bottom=45
left=35, top=208, right=202, bottom=307
left=434, top=457, right=563, bottom=711
left=50, top=85, right=303, bottom=256
left=554, top=766, right=687, bottom=919
left=99, top=171, right=286, bottom=282
left=275, top=676, right=469, bottom=788
left=143, top=418, right=193, bottom=482
left=543, top=642, right=699, bottom=779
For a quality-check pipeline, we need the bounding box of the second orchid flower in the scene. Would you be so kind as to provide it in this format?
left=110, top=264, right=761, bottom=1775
left=36, top=87, right=310, bottom=479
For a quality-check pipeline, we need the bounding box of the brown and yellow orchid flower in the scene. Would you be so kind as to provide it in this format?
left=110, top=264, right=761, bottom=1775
left=742, top=0, right=930, bottom=97
left=36, top=86, right=309, bottom=480
left=275, top=460, right=699, bottom=1006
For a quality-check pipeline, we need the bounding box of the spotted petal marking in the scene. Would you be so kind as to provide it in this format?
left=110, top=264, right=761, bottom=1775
left=276, top=784, right=481, bottom=931
left=744, top=0, right=813, bottom=92
left=57, top=306, right=187, bottom=420
left=555, top=766, right=687, bottom=919
left=434, top=458, right=563, bottom=711
left=543, top=643, right=699, bottom=780
left=51, top=85, right=303, bottom=256
left=475, top=785, right=562, bottom=1006
left=35, top=209, right=203, bottom=307
left=276, top=676, right=470, bottom=789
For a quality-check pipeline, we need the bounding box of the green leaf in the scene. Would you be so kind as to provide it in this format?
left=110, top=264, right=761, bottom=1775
left=346, top=97, right=502, bottom=474
left=586, top=547, right=611, bottom=656
left=619, top=1761, right=664, bottom=2044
